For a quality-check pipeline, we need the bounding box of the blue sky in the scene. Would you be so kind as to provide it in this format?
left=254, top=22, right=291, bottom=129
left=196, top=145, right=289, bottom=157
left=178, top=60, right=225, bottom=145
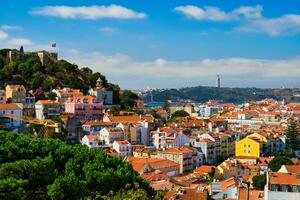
left=0, top=0, right=300, bottom=89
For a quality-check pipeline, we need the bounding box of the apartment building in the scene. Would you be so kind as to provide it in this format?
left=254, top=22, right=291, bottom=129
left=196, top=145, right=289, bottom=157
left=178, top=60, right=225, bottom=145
left=235, top=137, right=265, bottom=158
left=52, top=88, right=83, bottom=103
left=264, top=171, right=300, bottom=200
left=5, top=85, right=26, bottom=103
left=64, top=95, right=103, bottom=121
left=0, top=103, right=22, bottom=128
left=157, top=147, right=201, bottom=174
left=82, top=120, right=112, bottom=135
left=112, top=140, right=132, bottom=157
left=35, top=100, right=61, bottom=120
left=99, top=127, right=124, bottom=145
left=152, top=128, right=190, bottom=149
left=193, top=133, right=234, bottom=165
left=81, top=135, right=103, bottom=148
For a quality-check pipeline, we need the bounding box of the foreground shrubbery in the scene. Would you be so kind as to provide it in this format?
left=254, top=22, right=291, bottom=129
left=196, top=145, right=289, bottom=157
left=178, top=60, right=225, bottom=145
left=0, top=131, right=155, bottom=199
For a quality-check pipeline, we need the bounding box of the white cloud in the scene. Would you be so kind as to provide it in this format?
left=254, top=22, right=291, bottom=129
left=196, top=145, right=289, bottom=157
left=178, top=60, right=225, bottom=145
left=0, top=31, right=8, bottom=40
left=175, top=4, right=300, bottom=36
left=231, top=5, right=263, bottom=19
left=99, top=27, right=117, bottom=33
left=5, top=38, right=33, bottom=46
left=63, top=50, right=300, bottom=89
left=30, top=4, right=146, bottom=20
left=174, top=5, right=262, bottom=21
left=174, top=6, right=229, bottom=21
left=236, top=14, right=300, bottom=36
left=0, top=25, right=22, bottom=30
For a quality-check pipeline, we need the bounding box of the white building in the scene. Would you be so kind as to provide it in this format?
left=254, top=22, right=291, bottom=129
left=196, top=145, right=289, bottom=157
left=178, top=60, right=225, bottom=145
left=198, top=105, right=220, bottom=117
left=35, top=100, right=61, bottom=120
left=113, top=140, right=132, bottom=157
left=264, top=171, right=300, bottom=200
left=0, top=103, right=23, bottom=129
left=152, top=128, right=190, bottom=149
left=99, top=127, right=124, bottom=145
left=81, top=135, right=104, bottom=148
left=89, top=78, right=113, bottom=105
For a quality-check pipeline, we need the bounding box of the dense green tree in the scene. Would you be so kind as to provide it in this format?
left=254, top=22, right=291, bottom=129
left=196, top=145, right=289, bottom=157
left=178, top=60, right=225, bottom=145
left=171, top=110, right=190, bottom=118
left=268, top=156, right=293, bottom=171
left=47, top=92, right=57, bottom=100
left=252, top=174, right=266, bottom=190
left=149, top=109, right=161, bottom=119
left=208, top=167, right=215, bottom=181
left=47, top=173, right=87, bottom=200
left=271, top=150, right=295, bottom=158
left=111, top=188, right=149, bottom=200
left=0, top=131, right=155, bottom=199
left=286, top=119, right=300, bottom=151
left=119, top=90, right=139, bottom=110
left=0, top=178, right=27, bottom=200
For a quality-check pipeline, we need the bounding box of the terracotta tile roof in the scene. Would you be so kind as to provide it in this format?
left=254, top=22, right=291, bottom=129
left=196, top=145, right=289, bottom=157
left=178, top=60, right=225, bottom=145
left=108, top=115, right=154, bottom=123
left=194, top=165, right=215, bottom=174
left=0, top=103, right=21, bottom=110
left=84, top=135, right=99, bottom=140
left=164, top=187, right=207, bottom=200
left=36, top=100, right=60, bottom=105
left=141, top=172, right=168, bottom=181
left=257, top=157, right=273, bottom=164
left=281, top=165, right=300, bottom=173
left=238, top=188, right=264, bottom=200
left=127, top=157, right=179, bottom=173
left=209, top=118, right=226, bottom=122
left=199, top=138, right=214, bottom=143
left=269, top=172, right=300, bottom=185
left=160, top=147, right=194, bottom=154
left=220, top=177, right=238, bottom=191
left=83, top=121, right=112, bottom=126
left=114, top=140, right=130, bottom=145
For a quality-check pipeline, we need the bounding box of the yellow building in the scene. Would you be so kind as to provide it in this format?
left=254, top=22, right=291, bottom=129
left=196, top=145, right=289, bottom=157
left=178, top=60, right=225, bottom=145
left=235, top=137, right=264, bottom=158
left=5, top=85, right=26, bottom=103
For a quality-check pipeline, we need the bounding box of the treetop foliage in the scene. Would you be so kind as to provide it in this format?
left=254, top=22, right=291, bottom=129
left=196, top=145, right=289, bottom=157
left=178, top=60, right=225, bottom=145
left=0, top=131, right=154, bottom=199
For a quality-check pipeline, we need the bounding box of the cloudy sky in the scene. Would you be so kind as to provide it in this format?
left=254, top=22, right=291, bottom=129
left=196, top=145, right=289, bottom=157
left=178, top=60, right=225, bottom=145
left=0, top=0, right=300, bottom=89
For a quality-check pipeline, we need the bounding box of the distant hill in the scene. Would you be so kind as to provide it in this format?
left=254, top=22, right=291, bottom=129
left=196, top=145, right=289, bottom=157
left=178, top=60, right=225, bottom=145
left=140, top=86, right=300, bottom=104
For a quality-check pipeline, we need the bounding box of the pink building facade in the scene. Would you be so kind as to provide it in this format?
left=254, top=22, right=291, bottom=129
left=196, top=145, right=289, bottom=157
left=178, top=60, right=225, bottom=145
left=65, top=96, right=103, bottom=121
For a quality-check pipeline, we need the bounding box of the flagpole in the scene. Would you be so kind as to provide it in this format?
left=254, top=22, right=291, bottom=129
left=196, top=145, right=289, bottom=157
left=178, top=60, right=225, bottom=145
left=51, top=42, right=57, bottom=59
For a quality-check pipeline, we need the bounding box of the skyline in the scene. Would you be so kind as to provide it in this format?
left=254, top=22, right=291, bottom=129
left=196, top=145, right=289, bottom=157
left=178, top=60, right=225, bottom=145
left=0, top=0, right=300, bottom=89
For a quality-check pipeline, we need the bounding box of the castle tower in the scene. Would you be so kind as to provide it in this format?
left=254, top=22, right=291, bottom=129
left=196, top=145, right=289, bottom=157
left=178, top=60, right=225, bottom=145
left=216, top=75, right=221, bottom=88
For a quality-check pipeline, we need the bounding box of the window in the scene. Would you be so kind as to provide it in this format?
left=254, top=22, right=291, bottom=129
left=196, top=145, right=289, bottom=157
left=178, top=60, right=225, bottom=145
left=280, top=185, right=288, bottom=192
left=271, top=184, right=278, bottom=191
left=292, top=185, right=298, bottom=192
left=11, top=111, right=14, bottom=114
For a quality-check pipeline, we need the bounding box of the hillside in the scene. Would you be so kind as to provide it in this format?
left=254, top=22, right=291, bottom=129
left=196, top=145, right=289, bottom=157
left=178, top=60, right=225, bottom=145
left=0, top=48, right=117, bottom=92
left=0, top=48, right=122, bottom=103
left=140, top=86, right=300, bottom=104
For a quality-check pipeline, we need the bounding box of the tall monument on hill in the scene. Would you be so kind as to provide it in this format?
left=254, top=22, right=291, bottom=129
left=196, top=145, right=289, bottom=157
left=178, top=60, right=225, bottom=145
left=216, top=75, right=221, bottom=88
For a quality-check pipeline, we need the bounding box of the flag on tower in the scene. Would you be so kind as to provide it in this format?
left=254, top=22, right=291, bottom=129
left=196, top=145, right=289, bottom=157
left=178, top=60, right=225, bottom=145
left=51, top=43, right=56, bottom=48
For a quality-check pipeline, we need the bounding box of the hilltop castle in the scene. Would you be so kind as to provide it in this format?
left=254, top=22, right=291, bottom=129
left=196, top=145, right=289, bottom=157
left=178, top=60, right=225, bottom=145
left=4, top=46, right=57, bottom=66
